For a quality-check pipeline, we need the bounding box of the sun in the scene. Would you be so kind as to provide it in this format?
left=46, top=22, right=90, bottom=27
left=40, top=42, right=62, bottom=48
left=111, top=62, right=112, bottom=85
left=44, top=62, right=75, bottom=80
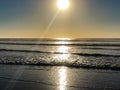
left=57, top=0, right=70, bottom=10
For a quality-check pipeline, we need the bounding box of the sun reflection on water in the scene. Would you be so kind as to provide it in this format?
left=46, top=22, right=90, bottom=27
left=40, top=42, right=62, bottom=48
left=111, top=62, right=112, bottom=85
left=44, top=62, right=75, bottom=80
left=58, top=67, right=67, bottom=90
left=58, top=46, right=68, bottom=53
left=55, top=41, right=70, bottom=44
left=54, top=46, right=70, bottom=61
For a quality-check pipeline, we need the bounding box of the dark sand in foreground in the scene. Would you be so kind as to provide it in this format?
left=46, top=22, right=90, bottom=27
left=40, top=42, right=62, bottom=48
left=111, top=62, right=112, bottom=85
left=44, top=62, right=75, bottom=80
left=0, top=65, right=120, bottom=90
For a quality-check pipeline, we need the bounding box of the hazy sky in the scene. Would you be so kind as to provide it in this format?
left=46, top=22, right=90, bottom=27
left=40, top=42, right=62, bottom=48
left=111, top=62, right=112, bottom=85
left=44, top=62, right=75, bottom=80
left=0, top=0, right=120, bottom=38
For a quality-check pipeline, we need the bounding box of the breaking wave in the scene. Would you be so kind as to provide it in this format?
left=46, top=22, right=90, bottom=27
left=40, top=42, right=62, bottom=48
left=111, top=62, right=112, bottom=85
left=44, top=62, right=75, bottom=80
left=0, top=49, right=120, bottom=70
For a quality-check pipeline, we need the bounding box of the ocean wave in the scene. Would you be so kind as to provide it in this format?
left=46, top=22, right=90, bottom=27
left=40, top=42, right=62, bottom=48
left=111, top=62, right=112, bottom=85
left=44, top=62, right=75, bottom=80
left=83, top=47, right=120, bottom=51
left=1, top=42, right=120, bottom=46
left=0, top=49, right=120, bottom=57
left=0, top=54, right=120, bottom=70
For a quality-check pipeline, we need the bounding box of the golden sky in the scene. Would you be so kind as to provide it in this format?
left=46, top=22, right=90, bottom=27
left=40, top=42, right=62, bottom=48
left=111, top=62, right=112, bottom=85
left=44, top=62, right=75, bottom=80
left=0, top=0, right=120, bottom=38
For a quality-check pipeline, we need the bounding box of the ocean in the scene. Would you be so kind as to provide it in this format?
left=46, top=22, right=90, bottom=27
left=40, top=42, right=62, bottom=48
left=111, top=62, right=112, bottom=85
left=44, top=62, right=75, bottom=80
left=0, top=38, right=120, bottom=70
left=0, top=38, right=120, bottom=90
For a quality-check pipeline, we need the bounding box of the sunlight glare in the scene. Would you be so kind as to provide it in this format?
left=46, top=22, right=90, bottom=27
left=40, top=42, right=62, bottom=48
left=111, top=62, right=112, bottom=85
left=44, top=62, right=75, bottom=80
left=58, top=46, right=68, bottom=53
left=56, top=41, right=69, bottom=44
left=53, top=46, right=70, bottom=61
left=57, top=0, right=70, bottom=10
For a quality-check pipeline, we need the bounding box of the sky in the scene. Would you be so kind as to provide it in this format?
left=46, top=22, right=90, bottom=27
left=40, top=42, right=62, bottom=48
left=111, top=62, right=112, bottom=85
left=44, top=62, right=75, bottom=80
left=0, top=0, right=120, bottom=38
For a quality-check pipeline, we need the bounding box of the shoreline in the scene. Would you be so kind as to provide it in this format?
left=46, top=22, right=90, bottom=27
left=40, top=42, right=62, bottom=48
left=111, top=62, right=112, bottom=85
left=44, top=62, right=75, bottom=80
left=0, top=63, right=120, bottom=71
left=0, top=65, right=120, bottom=90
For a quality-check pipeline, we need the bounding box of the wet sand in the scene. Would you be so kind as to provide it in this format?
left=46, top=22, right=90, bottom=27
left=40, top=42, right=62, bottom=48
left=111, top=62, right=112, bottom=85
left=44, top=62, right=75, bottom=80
left=0, top=65, right=120, bottom=90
